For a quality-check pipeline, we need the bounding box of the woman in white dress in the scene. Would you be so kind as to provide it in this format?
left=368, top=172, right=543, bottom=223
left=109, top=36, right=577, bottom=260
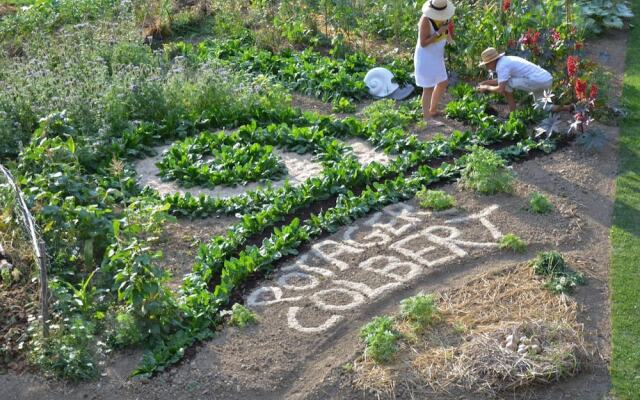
left=414, top=0, right=456, bottom=121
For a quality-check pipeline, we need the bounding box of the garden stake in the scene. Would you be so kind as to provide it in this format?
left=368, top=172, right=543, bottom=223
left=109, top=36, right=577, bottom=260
left=0, top=164, right=49, bottom=338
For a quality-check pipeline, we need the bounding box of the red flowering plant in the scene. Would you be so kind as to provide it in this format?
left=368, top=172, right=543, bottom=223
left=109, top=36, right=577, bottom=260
left=519, top=29, right=541, bottom=55
left=534, top=83, right=598, bottom=140
left=534, top=56, right=600, bottom=141
left=574, top=78, right=587, bottom=101
left=511, top=25, right=580, bottom=69
left=589, top=84, right=598, bottom=100
left=566, top=55, right=579, bottom=78
left=569, top=80, right=598, bottom=135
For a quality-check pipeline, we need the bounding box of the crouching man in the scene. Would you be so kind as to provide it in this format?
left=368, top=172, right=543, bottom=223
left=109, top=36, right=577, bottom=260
left=476, top=47, right=553, bottom=112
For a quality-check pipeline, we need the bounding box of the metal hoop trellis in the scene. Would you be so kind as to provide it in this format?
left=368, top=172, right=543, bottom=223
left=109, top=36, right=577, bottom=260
left=0, top=164, right=49, bottom=338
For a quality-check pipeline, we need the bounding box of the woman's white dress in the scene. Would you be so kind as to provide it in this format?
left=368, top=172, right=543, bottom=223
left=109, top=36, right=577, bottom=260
left=414, top=22, right=448, bottom=88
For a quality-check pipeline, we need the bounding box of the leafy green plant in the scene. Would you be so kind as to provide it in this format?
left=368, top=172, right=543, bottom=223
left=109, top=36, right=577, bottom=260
left=577, top=129, right=608, bottom=153
left=499, top=233, right=527, bottom=253
left=105, top=239, right=180, bottom=340
left=62, top=270, right=99, bottom=316
left=450, top=83, right=476, bottom=100
left=546, top=273, right=586, bottom=294
left=400, top=294, right=439, bottom=330
left=0, top=264, right=14, bottom=285
left=459, top=146, right=515, bottom=194
left=359, top=316, right=399, bottom=363
left=529, top=192, right=554, bottom=214
left=362, top=99, right=417, bottom=132
left=109, top=309, right=144, bottom=348
left=579, top=0, right=634, bottom=34
left=531, top=251, right=586, bottom=294
left=28, top=316, right=101, bottom=382
left=416, top=189, right=456, bottom=211
left=332, top=97, right=356, bottom=113
left=227, top=303, right=258, bottom=328
left=158, top=133, right=287, bottom=188
left=531, top=251, right=567, bottom=276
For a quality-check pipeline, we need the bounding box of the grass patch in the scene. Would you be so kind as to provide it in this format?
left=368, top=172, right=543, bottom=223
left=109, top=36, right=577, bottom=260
left=459, top=145, right=515, bottom=194
left=499, top=233, right=527, bottom=253
left=359, top=316, right=399, bottom=363
left=611, top=5, right=640, bottom=396
left=416, top=189, right=456, bottom=210
left=528, top=192, right=554, bottom=214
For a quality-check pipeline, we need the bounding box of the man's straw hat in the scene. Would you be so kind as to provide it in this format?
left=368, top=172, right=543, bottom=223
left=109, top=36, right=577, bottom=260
left=478, top=47, right=505, bottom=67
left=422, top=0, right=456, bottom=21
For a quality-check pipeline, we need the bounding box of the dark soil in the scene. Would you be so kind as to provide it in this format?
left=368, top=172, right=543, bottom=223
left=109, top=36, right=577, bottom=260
left=0, top=5, right=17, bottom=18
left=0, top=282, right=37, bottom=374
left=155, top=215, right=238, bottom=289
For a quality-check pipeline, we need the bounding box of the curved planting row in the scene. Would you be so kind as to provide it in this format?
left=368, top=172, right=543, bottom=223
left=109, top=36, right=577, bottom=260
left=130, top=87, right=556, bottom=376
left=163, top=96, right=538, bottom=218
left=157, top=123, right=354, bottom=189
left=136, top=133, right=553, bottom=376
left=167, top=38, right=412, bottom=102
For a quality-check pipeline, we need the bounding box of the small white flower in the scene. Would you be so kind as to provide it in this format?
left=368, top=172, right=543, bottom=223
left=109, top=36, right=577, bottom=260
left=568, top=119, right=582, bottom=133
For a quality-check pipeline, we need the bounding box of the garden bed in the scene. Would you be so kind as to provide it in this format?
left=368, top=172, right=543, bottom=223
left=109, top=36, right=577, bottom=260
left=0, top=0, right=634, bottom=398
left=1, top=120, right=619, bottom=398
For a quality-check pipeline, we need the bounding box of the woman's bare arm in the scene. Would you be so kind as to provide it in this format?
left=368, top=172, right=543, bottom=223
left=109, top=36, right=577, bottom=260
left=479, top=79, right=498, bottom=85
left=419, top=17, right=447, bottom=47
left=419, top=17, right=431, bottom=47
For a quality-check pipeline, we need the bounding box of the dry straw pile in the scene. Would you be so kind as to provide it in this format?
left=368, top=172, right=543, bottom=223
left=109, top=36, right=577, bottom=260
left=354, top=263, right=589, bottom=397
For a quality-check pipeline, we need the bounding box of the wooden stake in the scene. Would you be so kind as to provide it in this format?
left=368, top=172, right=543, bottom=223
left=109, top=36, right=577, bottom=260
left=0, top=164, right=49, bottom=337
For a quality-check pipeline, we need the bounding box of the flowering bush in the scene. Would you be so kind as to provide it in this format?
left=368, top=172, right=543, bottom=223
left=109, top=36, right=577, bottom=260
left=535, top=49, right=604, bottom=142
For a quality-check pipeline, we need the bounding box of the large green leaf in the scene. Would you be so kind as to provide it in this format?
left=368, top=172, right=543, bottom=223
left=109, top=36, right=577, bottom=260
left=615, top=2, right=634, bottom=18
left=604, top=15, right=625, bottom=28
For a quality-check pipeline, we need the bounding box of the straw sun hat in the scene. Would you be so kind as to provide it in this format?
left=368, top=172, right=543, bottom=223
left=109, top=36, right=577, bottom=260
left=478, top=47, right=505, bottom=67
left=422, top=0, right=456, bottom=21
